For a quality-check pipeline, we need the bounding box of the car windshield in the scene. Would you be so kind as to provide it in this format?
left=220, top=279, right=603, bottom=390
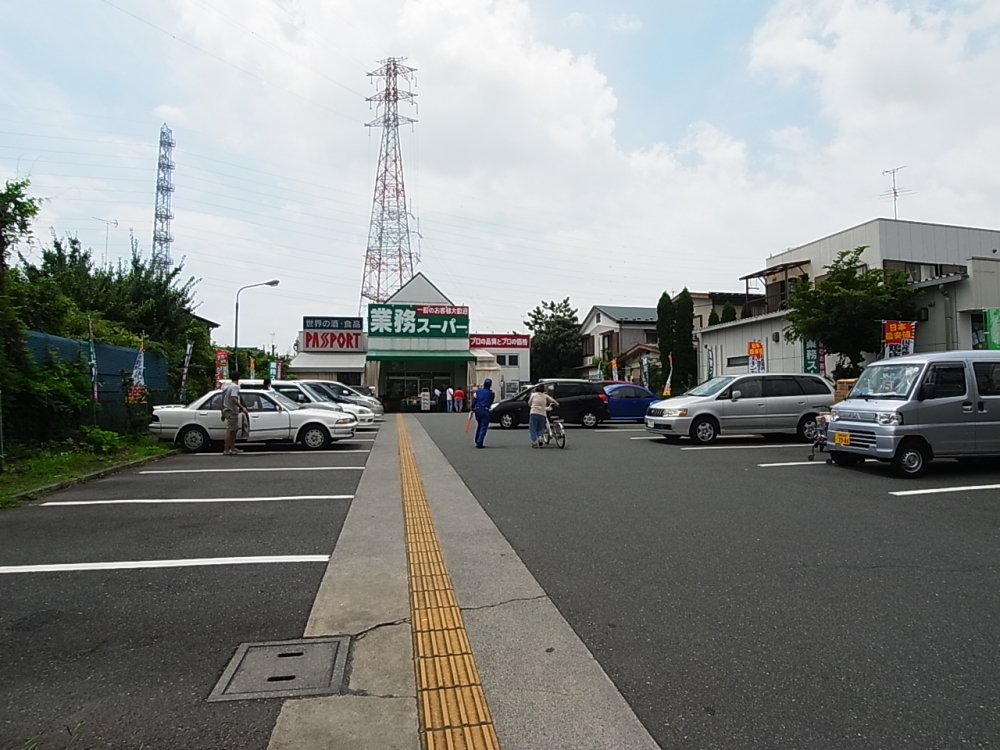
left=301, top=383, right=335, bottom=402
left=850, top=363, right=923, bottom=400
left=684, top=376, right=737, bottom=397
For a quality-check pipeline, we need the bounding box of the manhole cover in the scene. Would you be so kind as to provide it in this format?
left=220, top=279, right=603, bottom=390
left=208, top=636, right=350, bottom=702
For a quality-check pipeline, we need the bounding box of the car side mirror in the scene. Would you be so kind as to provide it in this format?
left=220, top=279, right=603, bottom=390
left=731, top=390, right=742, bottom=401
left=919, top=382, right=937, bottom=401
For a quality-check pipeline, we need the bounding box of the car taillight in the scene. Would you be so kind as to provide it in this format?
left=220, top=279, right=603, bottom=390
left=151, top=413, right=160, bottom=422
left=598, top=393, right=608, bottom=403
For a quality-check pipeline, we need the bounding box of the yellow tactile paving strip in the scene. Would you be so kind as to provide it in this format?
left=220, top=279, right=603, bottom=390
left=397, top=415, right=502, bottom=750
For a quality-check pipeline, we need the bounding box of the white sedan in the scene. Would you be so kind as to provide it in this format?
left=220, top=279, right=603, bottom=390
left=149, top=389, right=358, bottom=452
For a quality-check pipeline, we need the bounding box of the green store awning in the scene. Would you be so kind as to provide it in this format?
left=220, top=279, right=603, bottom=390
left=366, top=350, right=476, bottom=362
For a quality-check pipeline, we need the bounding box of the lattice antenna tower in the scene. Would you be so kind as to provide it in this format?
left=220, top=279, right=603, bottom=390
left=880, top=165, right=914, bottom=220
left=360, top=57, right=418, bottom=306
left=152, top=123, right=176, bottom=270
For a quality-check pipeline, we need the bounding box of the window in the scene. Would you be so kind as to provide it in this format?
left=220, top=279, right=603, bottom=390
left=596, top=312, right=601, bottom=323
left=205, top=393, right=223, bottom=410
left=608, top=387, right=631, bottom=400
left=551, top=383, right=584, bottom=398
left=495, top=354, right=507, bottom=366
left=645, top=330, right=658, bottom=344
left=763, top=376, right=803, bottom=397
left=582, top=336, right=595, bottom=356
left=507, top=354, right=519, bottom=367
left=795, top=375, right=831, bottom=395
left=924, top=364, right=967, bottom=399
left=731, top=377, right=762, bottom=398
left=727, top=355, right=750, bottom=367
left=276, top=385, right=309, bottom=403
left=973, top=362, right=1000, bottom=396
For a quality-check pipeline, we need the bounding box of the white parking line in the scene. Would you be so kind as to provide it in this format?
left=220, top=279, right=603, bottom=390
left=0, top=555, right=331, bottom=575
left=890, top=484, right=1000, bottom=497
left=683, top=444, right=802, bottom=451
left=42, top=495, right=353, bottom=506
left=758, top=461, right=826, bottom=467
left=597, top=429, right=648, bottom=433
left=193, top=450, right=370, bottom=456
left=630, top=437, right=663, bottom=440
left=140, top=466, right=365, bottom=475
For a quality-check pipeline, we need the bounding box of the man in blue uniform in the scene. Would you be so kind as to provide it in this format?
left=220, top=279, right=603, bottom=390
left=471, top=378, right=495, bottom=449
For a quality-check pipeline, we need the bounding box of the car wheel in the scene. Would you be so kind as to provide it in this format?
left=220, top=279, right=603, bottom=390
left=829, top=450, right=862, bottom=467
left=499, top=412, right=517, bottom=429
left=796, top=414, right=819, bottom=443
left=300, top=424, right=331, bottom=450
left=892, top=440, right=930, bottom=478
left=581, top=411, right=599, bottom=428
left=689, top=416, right=718, bottom=445
left=178, top=426, right=209, bottom=453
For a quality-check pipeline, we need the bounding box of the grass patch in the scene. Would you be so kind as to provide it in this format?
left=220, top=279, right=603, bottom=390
left=0, top=436, right=172, bottom=508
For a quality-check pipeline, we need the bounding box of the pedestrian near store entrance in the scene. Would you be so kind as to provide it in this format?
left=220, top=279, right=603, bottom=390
left=454, top=386, right=465, bottom=413
left=528, top=384, right=559, bottom=447
left=471, top=379, right=495, bottom=448
left=221, top=373, right=249, bottom=455
left=446, top=385, right=455, bottom=412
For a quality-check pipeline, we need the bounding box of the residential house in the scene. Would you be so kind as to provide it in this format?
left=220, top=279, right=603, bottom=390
left=578, top=305, right=658, bottom=379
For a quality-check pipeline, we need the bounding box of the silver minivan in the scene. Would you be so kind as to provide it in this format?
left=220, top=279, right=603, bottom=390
left=827, top=350, right=1000, bottom=478
left=645, top=373, right=835, bottom=444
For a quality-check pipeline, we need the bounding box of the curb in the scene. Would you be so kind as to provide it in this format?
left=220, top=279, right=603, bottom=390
left=7, top=450, right=180, bottom=504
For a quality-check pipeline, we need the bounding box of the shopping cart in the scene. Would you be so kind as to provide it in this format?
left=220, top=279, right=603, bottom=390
left=807, top=410, right=831, bottom=462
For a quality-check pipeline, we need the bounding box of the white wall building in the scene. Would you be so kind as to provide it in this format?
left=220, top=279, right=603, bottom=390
left=469, top=334, right=531, bottom=396
left=698, top=218, right=1000, bottom=380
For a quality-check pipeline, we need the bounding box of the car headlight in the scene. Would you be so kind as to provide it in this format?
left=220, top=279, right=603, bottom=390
left=359, top=408, right=373, bottom=416
left=876, top=412, right=903, bottom=426
left=830, top=411, right=841, bottom=422
left=335, top=418, right=353, bottom=425
left=663, top=408, right=688, bottom=417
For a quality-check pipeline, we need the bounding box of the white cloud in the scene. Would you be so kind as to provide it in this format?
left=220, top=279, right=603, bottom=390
left=608, top=14, right=643, bottom=33
left=563, top=11, right=588, bottom=28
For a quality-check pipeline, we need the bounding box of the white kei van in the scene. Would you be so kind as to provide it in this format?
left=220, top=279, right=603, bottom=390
left=827, top=350, right=1000, bottom=478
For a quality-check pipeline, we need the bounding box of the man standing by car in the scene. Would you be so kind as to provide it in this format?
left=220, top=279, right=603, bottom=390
left=471, top=378, right=495, bottom=448
left=221, top=373, right=249, bottom=455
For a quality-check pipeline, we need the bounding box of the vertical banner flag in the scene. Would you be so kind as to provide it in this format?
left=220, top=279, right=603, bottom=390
left=611, top=358, right=619, bottom=381
left=748, top=340, right=765, bottom=373
left=126, top=341, right=147, bottom=404
left=268, top=359, right=278, bottom=379
left=87, top=318, right=99, bottom=402
left=883, top=321, right=916, bottom=358
left=641, top=355, right=650, bottom=388
left=276, top=360, right=283, bottom=379
left=662, top=354, right=673, bottom=397
left=706, top=348, right=714, bottom=379
left=803, top=341, right=821, bottom=374
left=215, top=349, right=229, bottom=389
left=178, top=340, right=194, bottom=401
left=248, top=357, right=256, bottom=380
left=984, top=309, right=1000, bottom=350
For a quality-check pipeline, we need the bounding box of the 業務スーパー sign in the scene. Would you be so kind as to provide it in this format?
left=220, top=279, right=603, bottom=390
left=469, top=334, right=531, bottom=348
left=303, top=317, right=363, bottom=331
left=300, top=330, right=364, bottom=352
left=368, top=304, right=469, bottom=338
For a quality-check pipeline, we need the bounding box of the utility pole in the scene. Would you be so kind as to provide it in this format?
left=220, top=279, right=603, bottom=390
left=359, top=57, right=419, bottom=309
left=152, top=123, right=176, bottom=271
left=93, top=217, right=118, bottom=265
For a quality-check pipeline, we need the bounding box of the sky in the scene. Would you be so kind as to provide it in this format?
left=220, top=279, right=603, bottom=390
left=2, top=0, right=999, bottom=353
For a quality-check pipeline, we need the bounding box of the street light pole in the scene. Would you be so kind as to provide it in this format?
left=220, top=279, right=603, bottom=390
left=234, top=279, right=280, bottom=377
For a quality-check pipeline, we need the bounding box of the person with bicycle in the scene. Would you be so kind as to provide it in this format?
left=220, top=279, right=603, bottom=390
left=527, top=383, right=559, bottom=448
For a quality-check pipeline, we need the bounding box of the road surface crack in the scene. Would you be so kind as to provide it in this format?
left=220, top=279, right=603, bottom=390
left=352, top=617, right=410, bottom=641
left=460, top=594, right=548, bottom=612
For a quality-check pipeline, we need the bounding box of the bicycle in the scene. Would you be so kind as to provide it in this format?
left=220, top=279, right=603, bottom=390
left=543, top=409, right=566, bottom=449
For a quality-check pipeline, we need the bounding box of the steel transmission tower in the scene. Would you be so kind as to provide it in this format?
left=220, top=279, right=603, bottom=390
left=152, top=123, right=176, bottom=270
left=360, top=58, right=418, bottom=305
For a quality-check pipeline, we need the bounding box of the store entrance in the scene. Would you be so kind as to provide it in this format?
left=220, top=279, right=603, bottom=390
left=386, top=371, right=456, bottom=412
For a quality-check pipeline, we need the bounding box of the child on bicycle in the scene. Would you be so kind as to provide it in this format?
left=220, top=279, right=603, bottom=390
left=527, top=384, right=559, bottom=448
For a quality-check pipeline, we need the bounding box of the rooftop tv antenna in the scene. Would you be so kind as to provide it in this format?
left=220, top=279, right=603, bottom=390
left=880, top=166, right=914, bottom=220
left=93, top=217, right=118, bottom=265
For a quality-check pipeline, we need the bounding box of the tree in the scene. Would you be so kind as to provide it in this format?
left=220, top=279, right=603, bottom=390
left=720, top=301, right=737, bottom=323
left=784, top=246, right=918, bottom=378
left=673, top=288, right=698, bottom=391
left=708, top=308, right=720, bottom=326
left=656, top=292, right=674, bottom=361
left=524, top=298, right=582, bottom=380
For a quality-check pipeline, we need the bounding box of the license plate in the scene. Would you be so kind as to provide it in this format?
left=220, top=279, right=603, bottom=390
left=833, top=432, right=851, bottom=446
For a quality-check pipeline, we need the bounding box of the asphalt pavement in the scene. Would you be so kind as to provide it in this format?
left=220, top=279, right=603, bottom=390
left=416, top=415, right=1000, bottom=749
left=0, top=434, right=373, bottom=750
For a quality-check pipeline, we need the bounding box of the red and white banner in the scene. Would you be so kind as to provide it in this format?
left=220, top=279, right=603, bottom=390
left=883, top=321, right=916, bottom=358
left=469, top=334, right=531, bottom=349
left=416, top=305, right=469, bottom=316
left=301, top=330, right=364, bottom=352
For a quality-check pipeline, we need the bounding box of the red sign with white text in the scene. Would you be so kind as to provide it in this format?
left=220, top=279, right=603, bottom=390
left=301, top=330, right=364, bottom=352
left=469, top=334, right=531, bottom=349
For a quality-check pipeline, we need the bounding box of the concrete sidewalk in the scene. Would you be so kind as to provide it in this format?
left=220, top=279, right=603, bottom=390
left=267, top=415, right=658, bottom=750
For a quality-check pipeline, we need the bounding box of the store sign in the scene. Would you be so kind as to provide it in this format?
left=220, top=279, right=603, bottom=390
left=368, top=304, right=470, bottom=338
left=303, top=316, right=363, bottom=331
left=803, top=340, right=827, bottom=374
left=984, top=309, right=1000, bottom=350
left=214, top=349, right=229, bottom=388
left=883, top=321, right=916, bottom=358
left=469, top=334, right=531, bottom=348
left=748, top=340, right=765, bottom=373
left=300, top=330, right=364, bottom=352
